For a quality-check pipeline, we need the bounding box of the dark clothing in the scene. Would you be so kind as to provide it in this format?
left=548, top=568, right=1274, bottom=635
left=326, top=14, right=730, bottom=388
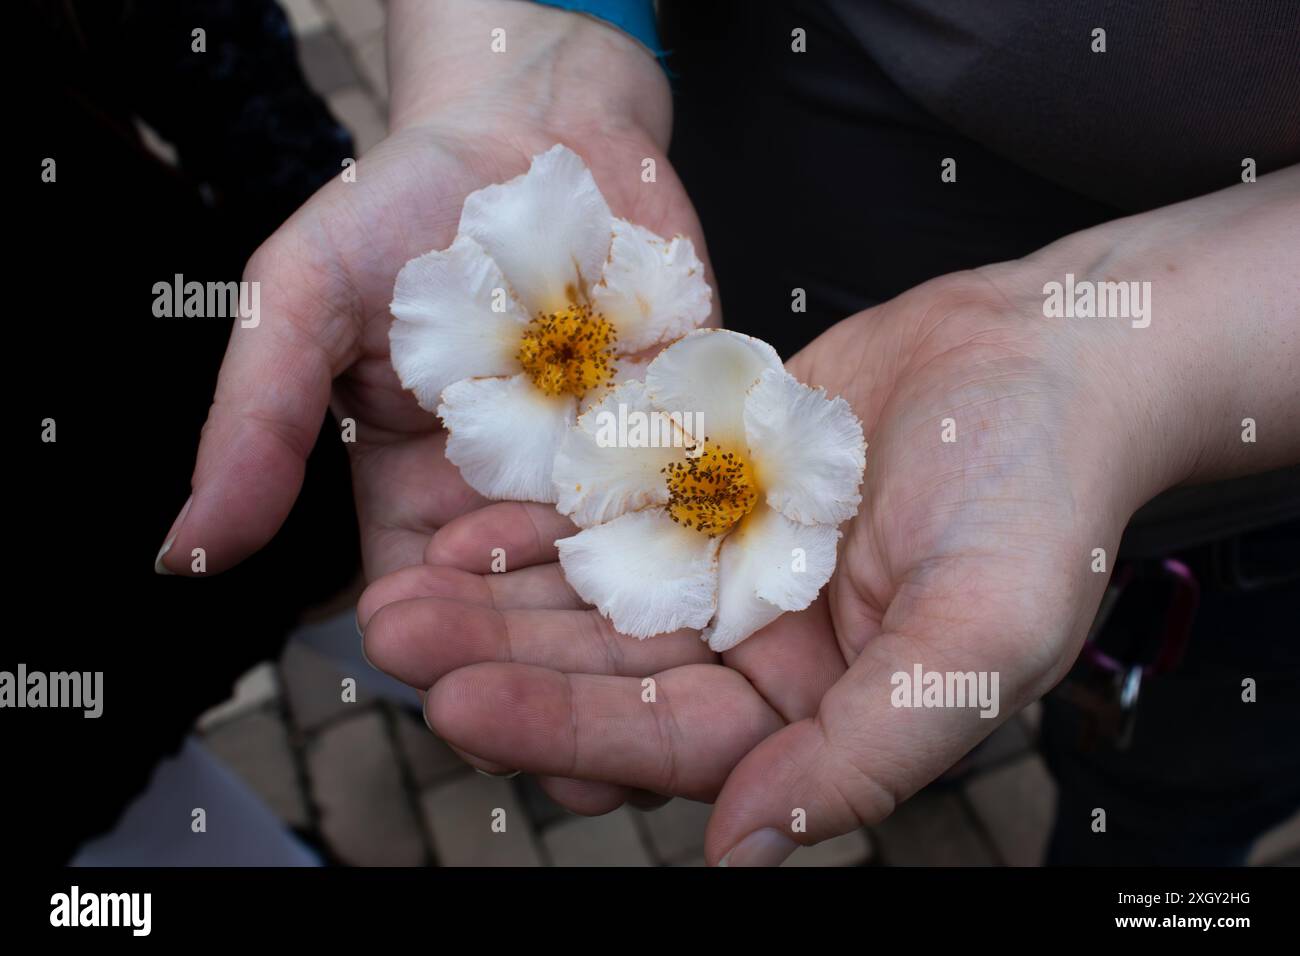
left=662, top=0, right=1299, bottom=353
left=828, top=0, right=1300, bottom=212
left=1043, top=521, right=1300, bottom=865
left=13, top=0, right=359, bottom=863
left=662, top=0, right=1300, bottom=865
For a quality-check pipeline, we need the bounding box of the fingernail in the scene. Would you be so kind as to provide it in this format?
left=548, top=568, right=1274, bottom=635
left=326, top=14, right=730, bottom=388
left=474, top=767, right=521, bottom=779
left=358, top=620, right=374, bottom=669
left=717, top=828, right=797, bottom=867
left=154, top=494, right=193, bottom=575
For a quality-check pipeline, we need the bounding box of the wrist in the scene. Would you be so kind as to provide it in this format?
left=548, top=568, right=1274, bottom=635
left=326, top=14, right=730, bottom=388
left=387, top=0, right=670, bottom=147
left=996, top=168, right=1300, bottom=517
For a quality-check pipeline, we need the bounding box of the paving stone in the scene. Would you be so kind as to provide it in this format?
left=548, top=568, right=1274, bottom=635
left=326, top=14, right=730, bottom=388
left=516, top=774, right=570, bottom=829
left=636, top=798, right=712, bottom=863
left=297, top=29, right=360, bottom=96
left=964, top=755, right=1058, bottom=867
left=353, top=31, right=389, bottom=101
left=326, top=88, right=387, bottom=155
left=421, top=774, right=542, bottom=866
left=280, top=0, right=327, bottom=35
left=319, top=0, right=385, bottom=41
left=542, top=808, right=652, bottom=866
left=1248, top=810, right=1300, bottom=865
left=391, top=706, right=465, bottom=787
left=281, top=641, right=371, bottom=732
left=203, top=708, right=309, bottom=829
left=306, top=711, right=427, bottom=866
left=873, top=788, right=997, bottom=865
left=786, top=828, right=873, bottom=867
left=197, top=661, right=279, bottom=730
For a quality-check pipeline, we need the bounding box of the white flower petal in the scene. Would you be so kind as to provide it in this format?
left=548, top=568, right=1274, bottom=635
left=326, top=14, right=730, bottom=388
left=555, top=380, right=682, bottom=528
left=557, top=510, right=720, bottom=638
left=591, top=220, right=711, bottom=354
left=576, top=353, right=649, bottom=416
left=744, top=368, right=867, bottom=525
left=459, top=144, right=614, bottom=315
left=438, top=373, right=576, bottom=502
left=703, top=505, right=840, bottom=652
left=644, top=329, right=782, bottom=447
left=389, top=235, right=528, bottom=411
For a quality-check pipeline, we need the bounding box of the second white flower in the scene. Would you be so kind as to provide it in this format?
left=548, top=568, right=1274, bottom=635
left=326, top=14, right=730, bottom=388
left=554, top=329, right=868, bottom=651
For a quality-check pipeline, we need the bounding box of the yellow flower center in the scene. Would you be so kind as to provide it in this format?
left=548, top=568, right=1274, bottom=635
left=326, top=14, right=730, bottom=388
left=664, top=442, right=758, bottom=538
left=517, top=304, right=617, bottom=398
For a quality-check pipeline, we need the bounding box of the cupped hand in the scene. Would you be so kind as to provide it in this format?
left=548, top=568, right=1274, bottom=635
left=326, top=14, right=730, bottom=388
left=358, top=258, right=1158, bottom=861
left=157, top=1, right=711, bottom=580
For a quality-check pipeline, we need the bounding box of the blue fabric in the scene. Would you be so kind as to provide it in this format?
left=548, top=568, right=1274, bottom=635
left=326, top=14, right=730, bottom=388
left=532, top=0, right=663, bottom=61
left=71, top=738, right=320, bottom=867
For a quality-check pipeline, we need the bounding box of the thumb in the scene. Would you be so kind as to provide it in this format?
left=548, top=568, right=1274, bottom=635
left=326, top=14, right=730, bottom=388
left=155, top=240, right=357, bottom=575
left=705, top=630, right=1028, bottom=866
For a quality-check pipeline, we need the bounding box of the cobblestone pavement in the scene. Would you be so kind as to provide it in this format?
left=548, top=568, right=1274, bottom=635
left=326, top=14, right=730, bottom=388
left=196, top=617, right=1007, bottom=867
left=198, top=608, right=1300, bottom=868
left=192, top=1, right=1300, bottom=868
left=195, top=621, right=1300, bottom=866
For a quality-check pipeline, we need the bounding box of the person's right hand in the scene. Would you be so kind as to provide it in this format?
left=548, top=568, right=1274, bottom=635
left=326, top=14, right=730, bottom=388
left=156, top=0, right=713, bottom=580
left=353, top=167, right=1300, bottom=860
left=355, top=264, right=1138, bottom=839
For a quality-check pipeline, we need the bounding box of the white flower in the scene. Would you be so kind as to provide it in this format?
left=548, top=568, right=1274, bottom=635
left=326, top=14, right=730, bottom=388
left=388, top=144, right=712, bottom=502
left=554, top=329, right=867, bottom=651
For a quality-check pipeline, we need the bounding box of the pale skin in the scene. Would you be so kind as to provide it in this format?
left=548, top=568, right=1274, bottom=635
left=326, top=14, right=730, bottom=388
left=164, top=0, right=1300, bottom=864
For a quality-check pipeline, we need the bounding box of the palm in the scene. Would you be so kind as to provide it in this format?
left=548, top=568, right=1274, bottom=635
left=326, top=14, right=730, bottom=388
left=358, top=269, right=1125, bottom=831
left=249, top=120, right=708, bottom=578
left=637, top=274, right=1114, bottom=800
left=779, top=276, right=1117, bottom=794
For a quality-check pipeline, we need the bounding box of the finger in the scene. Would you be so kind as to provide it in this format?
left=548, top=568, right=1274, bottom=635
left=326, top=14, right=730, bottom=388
left=364, top=598, right=715, bottom=688
left=411, top=690, right=518, bottom=776
left=426, top=662, right=784, bottom=800
left=358, top=563, right=586, bottom=630
left=536, top=776, right=630, bottom=816
left=483, top=564, right=585, bottom=611
left=352, top=429, right=489, bottom=578
left=425, top=501, right=577, bottom=572
left=157, top=240, right=367, bottom=575
left=448, top=743, right=518, bottom=778
left=705, top=629, right=1030, bottom=866
left=721, top=594, right=848, bottom=723
left=358, top=565, right=492, bottom=628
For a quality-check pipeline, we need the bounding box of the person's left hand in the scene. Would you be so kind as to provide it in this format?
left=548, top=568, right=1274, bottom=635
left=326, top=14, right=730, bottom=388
left=155, top=0, right=710, bottom=582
